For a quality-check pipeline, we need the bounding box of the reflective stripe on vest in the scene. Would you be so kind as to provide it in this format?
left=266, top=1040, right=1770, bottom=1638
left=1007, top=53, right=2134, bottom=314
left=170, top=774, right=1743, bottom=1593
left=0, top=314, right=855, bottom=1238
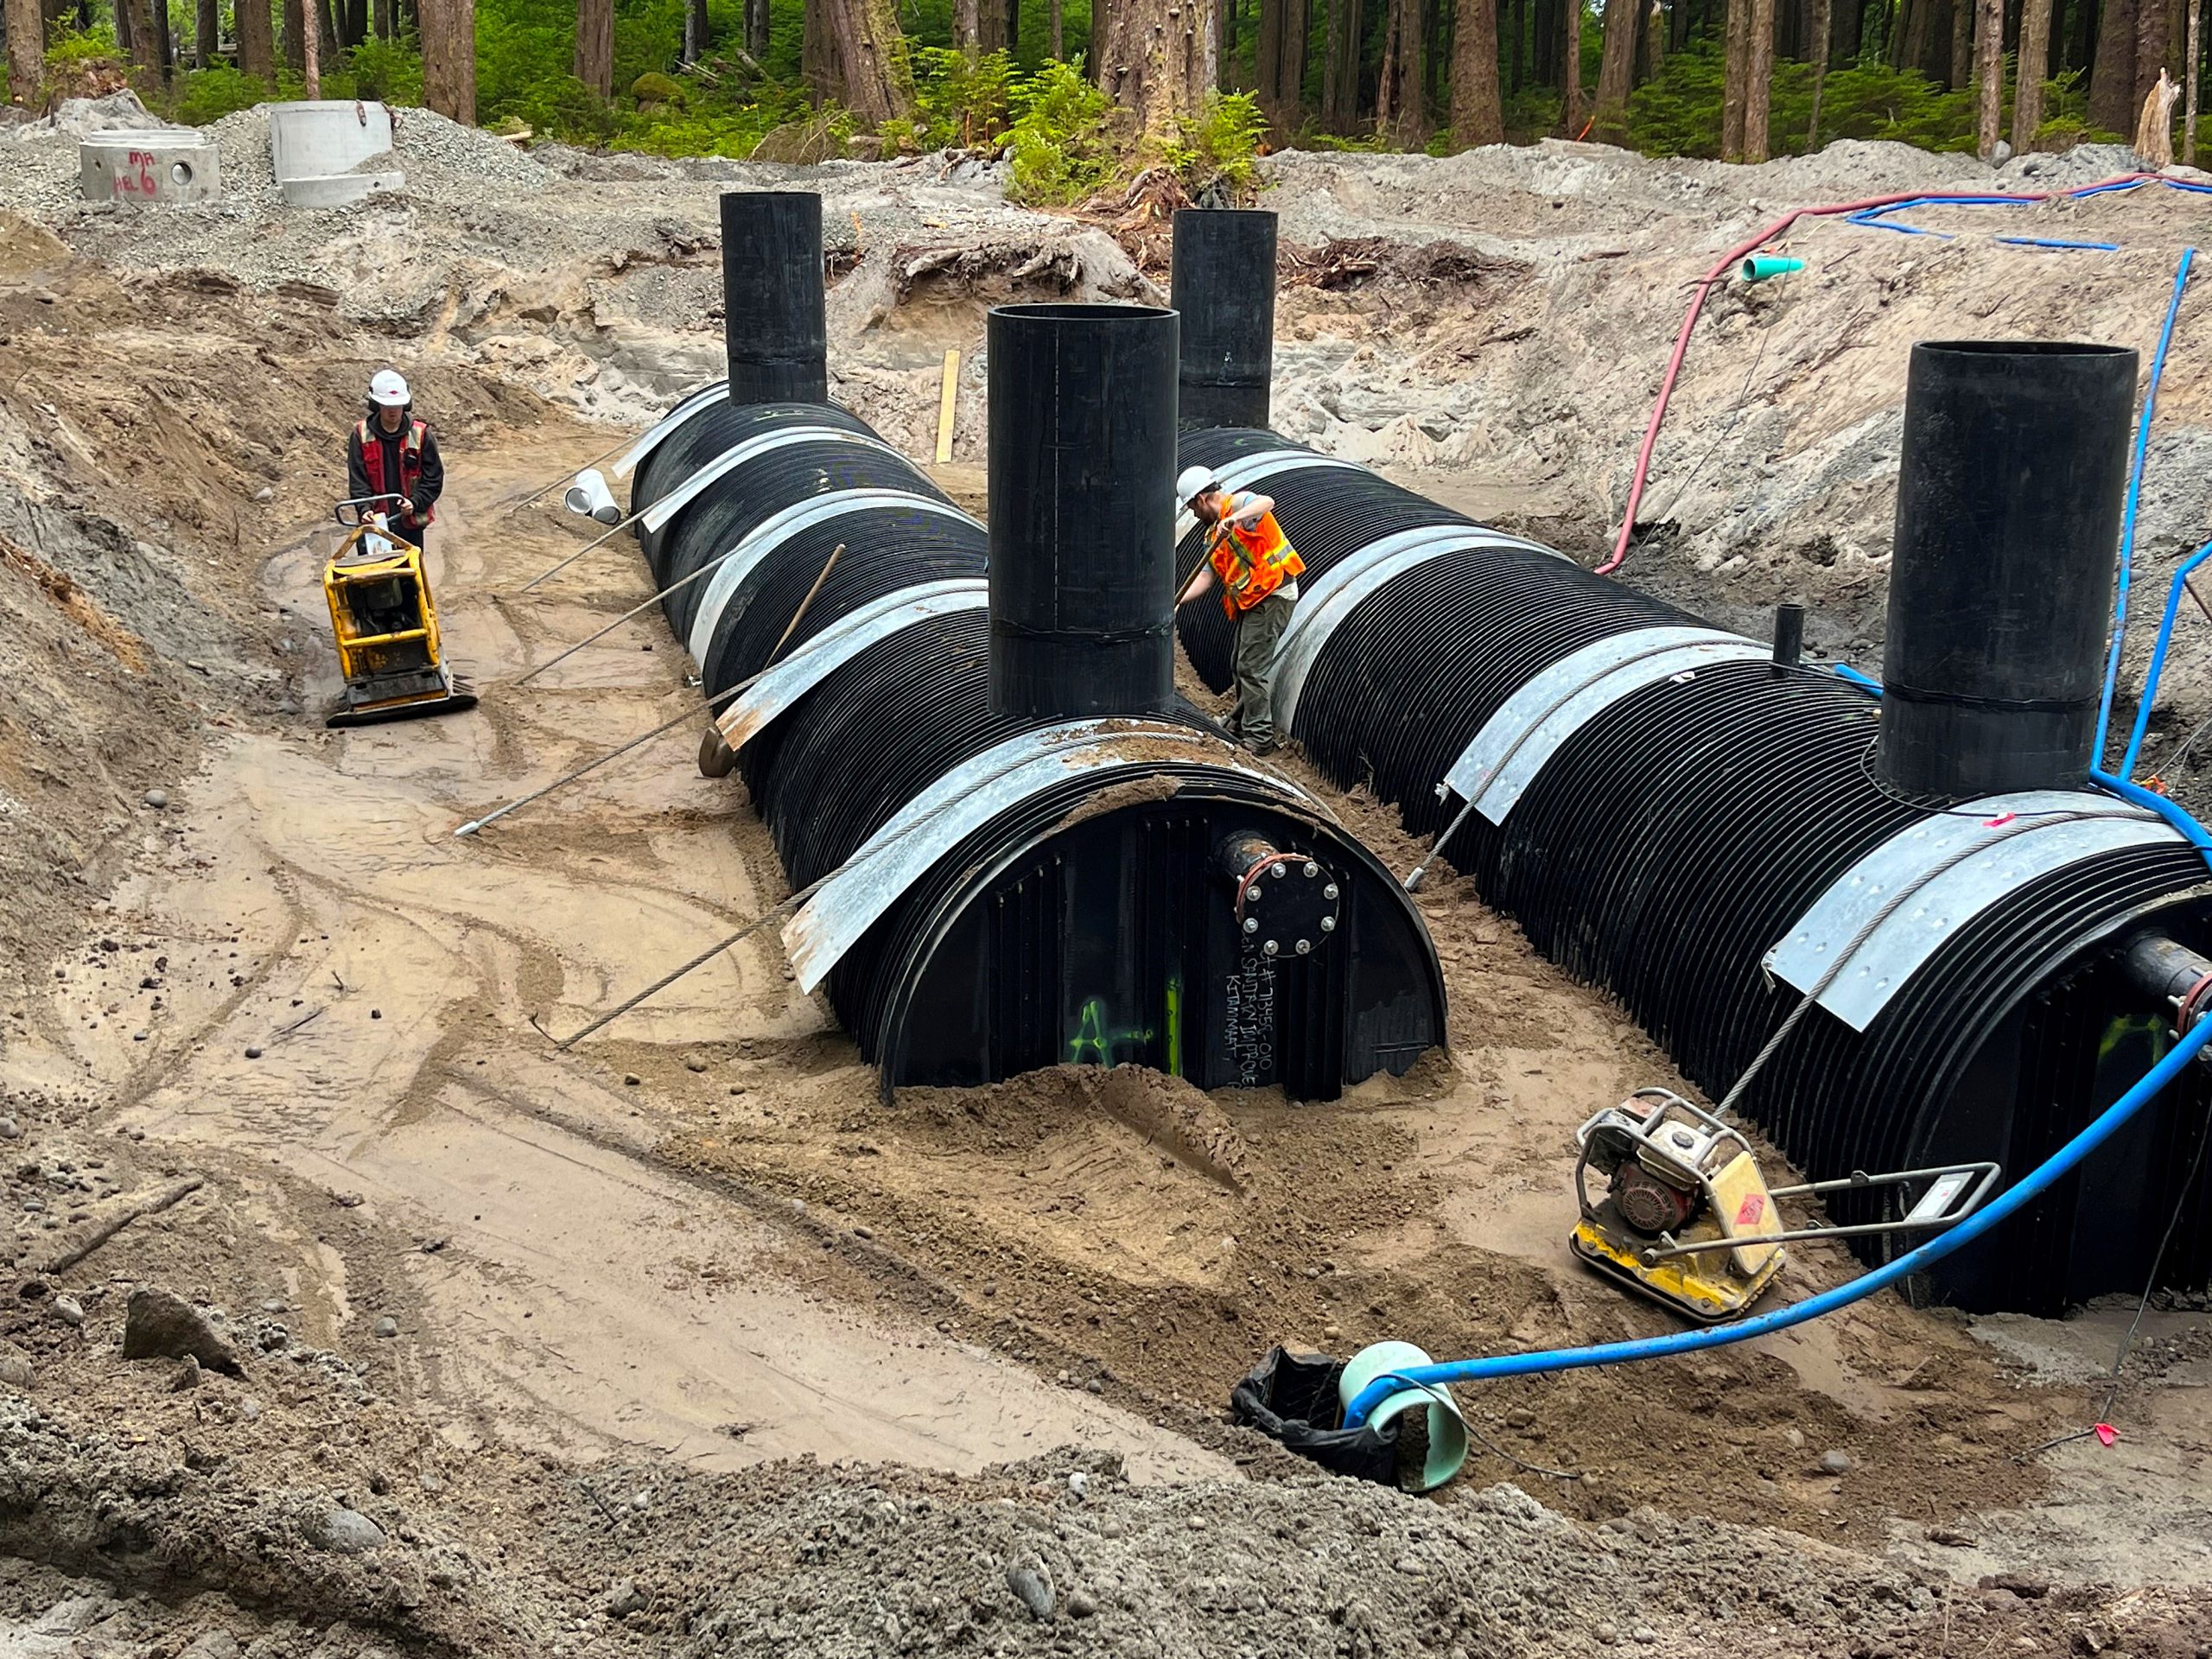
left=356, top=418, right=433, bottom=526
left=1208, top=492, right=1305, bottom=620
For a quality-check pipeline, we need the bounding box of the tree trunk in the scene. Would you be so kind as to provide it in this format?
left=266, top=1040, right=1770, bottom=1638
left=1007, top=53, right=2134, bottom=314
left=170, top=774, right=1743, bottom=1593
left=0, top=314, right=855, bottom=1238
left=1322, top=0, right=1359, bottom=126
left=1510, top=0, right=1526, bottom=89
left=194, top=0, right=218, bottom=62
left=1257, top=0, right=1309, bottom=126
left=2184, top=0, right=2201, bottom=163
left=123, top=0, right=159, bottom=70
left=1974, top=0, right=2000, bottom=150
left=5, top=0, right=42, bottom=106
left=817, top=0, right=916, bottom=124
left=954, top=0, right=980, bottom=53
left=282, top=0, right=304, bottom=70
left=2091, top=0, right=2136, bottom=125
left=1644, top=0, right=1665, bottom=75
left=804, top=0, right=836, bottom=99
left=1376, top=0, right=1425, bottom=137
left=1808, top=0, right=1831, bottom=143
left=1561, top=0, right=1582, bottom=128
left=2134, top=0, right=2169, bottom=101
left=420, top=0, right=475, bottom=122
left=1946, top=0, right=1969, bottom=79
left=373, top=0, right=392, bottom=41
left=1452, top=0, right=1503, bottom=140
left=575, top=0, right=613, bottom=97
left=240, top=0, right=276, bottom=78
left=316, top=0, right=339, bottom=60
left=1592, top=0, right=1637, bottom=138
left=2014, top=0, right=2052, bottom=145
left=1051, top=0, right=1064, bottom=55
left=1723, top=0, right=1750, bottom=155
left=682, top=0, right=709, bottom=61
left=1094, top=0, right=1219, bottom=144
left=1743, top=0, right=1774, bottom=156
left=302, top=0, right=319, bottom=94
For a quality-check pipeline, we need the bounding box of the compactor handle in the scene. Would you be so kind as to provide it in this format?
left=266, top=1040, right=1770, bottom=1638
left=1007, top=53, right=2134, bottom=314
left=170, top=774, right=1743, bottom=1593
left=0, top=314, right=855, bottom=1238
left=335, top=493, right=407, bottom=526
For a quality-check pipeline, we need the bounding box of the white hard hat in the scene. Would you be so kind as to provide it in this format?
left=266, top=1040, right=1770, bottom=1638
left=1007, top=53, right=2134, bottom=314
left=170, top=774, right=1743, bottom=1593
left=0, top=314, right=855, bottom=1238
left=368, top=369, right=411, bottom=408
left=1177, top=465, right=1217, bottom=505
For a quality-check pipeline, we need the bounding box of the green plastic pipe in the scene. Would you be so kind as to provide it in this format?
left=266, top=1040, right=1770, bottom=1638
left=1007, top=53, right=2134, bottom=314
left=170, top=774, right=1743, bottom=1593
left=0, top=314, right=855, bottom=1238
left=1739, top=255, right=1805, bottom=283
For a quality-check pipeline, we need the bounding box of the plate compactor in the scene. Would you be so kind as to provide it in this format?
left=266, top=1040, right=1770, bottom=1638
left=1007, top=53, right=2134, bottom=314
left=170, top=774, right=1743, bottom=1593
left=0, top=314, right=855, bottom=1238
left=321, top=494, right=476, bottom=729
left=1570, top=1088, right=2002, bottom=1323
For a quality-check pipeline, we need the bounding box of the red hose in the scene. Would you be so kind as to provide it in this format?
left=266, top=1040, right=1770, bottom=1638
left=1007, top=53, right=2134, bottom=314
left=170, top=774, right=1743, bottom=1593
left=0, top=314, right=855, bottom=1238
left=1596, top=172, right=2160, bottom=576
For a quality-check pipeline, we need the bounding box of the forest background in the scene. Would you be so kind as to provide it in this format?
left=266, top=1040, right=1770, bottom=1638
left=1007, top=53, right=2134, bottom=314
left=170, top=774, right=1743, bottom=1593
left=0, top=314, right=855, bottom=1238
left=3, top=0, right=2205, bottom=204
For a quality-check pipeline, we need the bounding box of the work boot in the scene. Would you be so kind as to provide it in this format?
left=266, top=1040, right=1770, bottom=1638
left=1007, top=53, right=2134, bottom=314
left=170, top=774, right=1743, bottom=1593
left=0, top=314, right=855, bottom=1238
left=1243, top=736, right=1280, bottom=758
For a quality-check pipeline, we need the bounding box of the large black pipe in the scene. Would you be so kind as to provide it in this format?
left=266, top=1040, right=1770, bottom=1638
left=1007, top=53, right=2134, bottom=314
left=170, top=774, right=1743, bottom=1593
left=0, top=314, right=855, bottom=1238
left=1171, top=209, right=1277, bottom=431
left=987, top=303, right=1179, bottom=721
left=720, top=190, right=829, bottom=408
left=1877, top=340, right=2136, bottom=799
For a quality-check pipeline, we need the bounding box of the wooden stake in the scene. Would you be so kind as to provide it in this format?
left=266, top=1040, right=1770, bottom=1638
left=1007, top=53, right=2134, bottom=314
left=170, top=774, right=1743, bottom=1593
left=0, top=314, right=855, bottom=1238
left=935, top=349, right=960, bottom=466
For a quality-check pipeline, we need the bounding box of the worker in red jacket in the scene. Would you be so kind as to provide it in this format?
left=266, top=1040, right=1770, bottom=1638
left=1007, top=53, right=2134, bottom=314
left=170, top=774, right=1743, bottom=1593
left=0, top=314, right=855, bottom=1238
left=1174, top=465, right=1306, bottom=756
left=346, top=369, right=444, bottom=548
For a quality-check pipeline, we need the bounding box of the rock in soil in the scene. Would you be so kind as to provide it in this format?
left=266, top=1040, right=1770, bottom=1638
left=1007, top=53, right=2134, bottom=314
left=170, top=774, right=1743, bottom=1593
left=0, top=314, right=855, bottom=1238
left=122, top=1287, right=244, bottom=1376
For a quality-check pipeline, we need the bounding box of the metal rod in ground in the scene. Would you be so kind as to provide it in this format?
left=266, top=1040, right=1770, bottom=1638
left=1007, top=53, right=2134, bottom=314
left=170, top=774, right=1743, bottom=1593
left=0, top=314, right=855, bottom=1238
left=498, top=433, right=639, bottom=518
left=550, top=878, right=831, bottom=1050
left=518, top=507, right=651, bottom=594
left=1403, top=794, right=1480, bottom=892
left=459, top=541, right=845, bottom=836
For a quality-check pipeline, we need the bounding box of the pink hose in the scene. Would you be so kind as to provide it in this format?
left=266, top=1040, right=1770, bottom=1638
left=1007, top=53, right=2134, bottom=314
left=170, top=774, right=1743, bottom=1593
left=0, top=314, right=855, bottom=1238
left=1597, top=173, right=2161, bottom=576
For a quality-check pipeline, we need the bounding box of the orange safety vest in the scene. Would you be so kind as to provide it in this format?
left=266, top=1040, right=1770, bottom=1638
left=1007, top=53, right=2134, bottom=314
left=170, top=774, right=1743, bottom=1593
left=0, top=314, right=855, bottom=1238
left=1208, top=493, right=1304, bottom=621
left=356, top=417, right=434, bottom=528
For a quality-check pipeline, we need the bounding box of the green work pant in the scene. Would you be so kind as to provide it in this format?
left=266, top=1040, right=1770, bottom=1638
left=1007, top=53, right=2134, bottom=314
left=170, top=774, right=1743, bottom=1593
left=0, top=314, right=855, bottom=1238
left=1229, top=591, right=1294, bottom=747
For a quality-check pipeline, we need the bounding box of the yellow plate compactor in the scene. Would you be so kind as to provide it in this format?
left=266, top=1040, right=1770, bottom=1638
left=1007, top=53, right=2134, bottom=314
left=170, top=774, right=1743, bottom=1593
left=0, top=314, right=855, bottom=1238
left=1570, top=1088, right=2001, bottom=1323
left=321, top=494, right=477, bottom=729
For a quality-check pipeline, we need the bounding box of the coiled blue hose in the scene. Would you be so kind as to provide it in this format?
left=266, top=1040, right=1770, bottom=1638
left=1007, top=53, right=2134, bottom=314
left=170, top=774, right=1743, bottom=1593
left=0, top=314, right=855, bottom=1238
left=2094, top=246, right=2196, bottom=768
left=1343, top=1008, right=2212, bottom=1423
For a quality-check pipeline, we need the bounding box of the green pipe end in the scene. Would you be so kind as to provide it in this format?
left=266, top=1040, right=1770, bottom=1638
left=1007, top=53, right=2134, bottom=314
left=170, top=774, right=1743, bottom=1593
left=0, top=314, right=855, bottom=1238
left=1741, top=255, right=1807, bottom=283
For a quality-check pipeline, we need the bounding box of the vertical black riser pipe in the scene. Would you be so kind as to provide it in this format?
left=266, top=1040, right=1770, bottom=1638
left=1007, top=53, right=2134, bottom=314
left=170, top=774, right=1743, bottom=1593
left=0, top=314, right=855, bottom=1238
left=721, top=190, right=830, bottom=408
left=1171, top=209, right=1277, bottom=431
left=987, top=303, right=1179, bottom=720
left=1877, top=340, right=2137, bottom=798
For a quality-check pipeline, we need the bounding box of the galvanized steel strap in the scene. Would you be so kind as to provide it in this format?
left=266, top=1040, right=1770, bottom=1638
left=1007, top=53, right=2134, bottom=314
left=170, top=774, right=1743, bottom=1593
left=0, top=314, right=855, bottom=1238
left=1763, top=791, right=2181, bottom=1031
left=1442, top=627, right=1769, bottom=823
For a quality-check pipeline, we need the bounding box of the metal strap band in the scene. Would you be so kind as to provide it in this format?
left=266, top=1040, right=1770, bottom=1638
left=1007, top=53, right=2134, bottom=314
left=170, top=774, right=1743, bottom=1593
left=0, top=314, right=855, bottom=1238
left=687, top=490, right=982, bottom=664
left=638, top=426, right=908, bottom=537
left=1174, top=449, right=1367, bottom=543
left=611, top=380, right=729, bottom=480
left=785, top=721, right=1309, bottom=992
left=1444, top=627, right=1768, bottom=823
left=1763, top=791, right=2183, bottom=1031
left=715, top=580, right=989, bottom=755
left=1274, top=524, right=1567, bottom=730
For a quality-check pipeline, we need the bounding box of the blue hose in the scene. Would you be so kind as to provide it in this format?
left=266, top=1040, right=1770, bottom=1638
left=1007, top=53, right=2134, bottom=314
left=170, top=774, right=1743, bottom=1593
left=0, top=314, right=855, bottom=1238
left=1995, top=237, right=2122, bottom=251
left=2119, top=538, right=2212, bottom=781
left=2094, top=246, right=2196, bottom=768
left=1344, top=1009, right=2212, bottom=1424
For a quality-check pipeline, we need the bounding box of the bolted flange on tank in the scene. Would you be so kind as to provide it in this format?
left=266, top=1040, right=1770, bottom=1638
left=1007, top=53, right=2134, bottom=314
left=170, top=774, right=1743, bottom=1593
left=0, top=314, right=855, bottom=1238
left=1172, top=209, right=1278, bottom=431
left=1876, top=340, right=2138, bottom=798
left=987, top=302, right=1179, bottom=720
left=720, top=189, right=830, bottom=408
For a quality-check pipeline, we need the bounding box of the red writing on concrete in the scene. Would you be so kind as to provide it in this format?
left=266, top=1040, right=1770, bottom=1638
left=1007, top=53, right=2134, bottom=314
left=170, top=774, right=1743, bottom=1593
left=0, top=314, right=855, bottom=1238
left=113, top=151, right=159, bottom=199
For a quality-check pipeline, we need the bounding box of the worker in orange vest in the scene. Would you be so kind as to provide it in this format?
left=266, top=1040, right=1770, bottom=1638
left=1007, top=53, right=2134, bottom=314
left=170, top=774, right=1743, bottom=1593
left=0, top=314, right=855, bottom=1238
left=1173, top=465, right=1306, bottom=756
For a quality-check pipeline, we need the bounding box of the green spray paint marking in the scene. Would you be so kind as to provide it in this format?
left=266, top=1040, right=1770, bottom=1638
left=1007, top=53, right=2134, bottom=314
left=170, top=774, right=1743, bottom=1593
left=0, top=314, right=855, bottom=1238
left=1166, top=975, right=1183, bottom=1077
left=1067, top=997, right=1155, bottom=1067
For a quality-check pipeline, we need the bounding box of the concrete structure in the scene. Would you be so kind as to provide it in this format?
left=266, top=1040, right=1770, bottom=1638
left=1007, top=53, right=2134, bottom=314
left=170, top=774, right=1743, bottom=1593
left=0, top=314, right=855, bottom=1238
left=268, top=100, right=405, bottom=209
left=79, top=132, right=220, bottom=207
